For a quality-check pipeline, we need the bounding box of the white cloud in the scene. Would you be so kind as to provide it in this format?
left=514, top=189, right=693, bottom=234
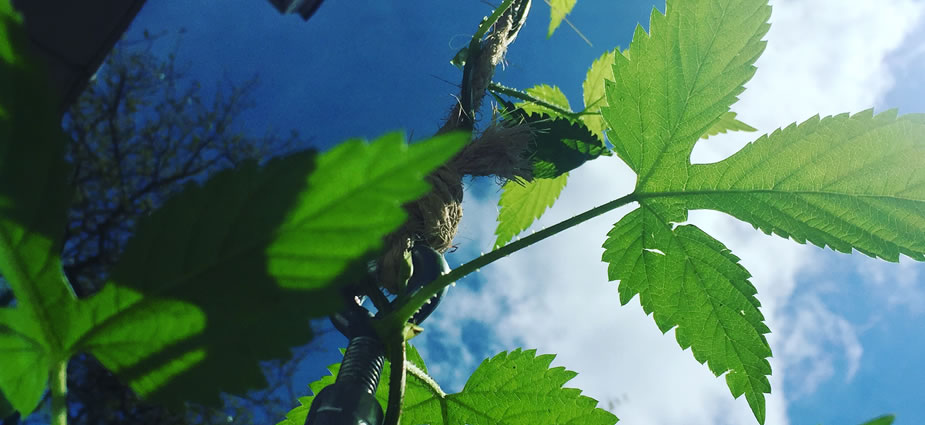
left=416, top=1, right=925, bottom=425
left=774, top=294, right=864, bottom=398
left=855, top=255, right=925, bottom=316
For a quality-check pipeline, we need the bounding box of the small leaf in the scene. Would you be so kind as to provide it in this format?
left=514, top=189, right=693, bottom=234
left=74, top=131, right=467, bottom=408
left=494, top=173, right=569, bottom=248
left=858, top=414, right=895, bottom=425
left=582, top=49, right=617, bottom=139
left=516, top=84, right=572, bottom=118
left=547, top=0, right=577, bottom=38
left=700, top=111, right=758, bottom=139
left=602, top=205, right=771, bottom=424
left=450, top=46, right=469, bottom=69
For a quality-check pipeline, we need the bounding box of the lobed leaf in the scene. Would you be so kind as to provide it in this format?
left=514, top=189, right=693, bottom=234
left=602, top=0, right=770, bottom=187
left=601, top=205, right=771, bottom=423
left=701, top=112, right=758, bottom=140
left=547, top=0, right=577, bottom=38
left=494, top=174, right=569, bottom=248
left=72, top=131, right=467, bottom=408
left=681, top=110, right=925, bottom=262
left=597, top=0, right=774, bottom=422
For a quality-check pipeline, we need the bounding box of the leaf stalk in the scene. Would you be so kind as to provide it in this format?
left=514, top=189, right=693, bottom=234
left=50, top=360, right=67, bottom=425
left=381, top=192, right=638, bottom=331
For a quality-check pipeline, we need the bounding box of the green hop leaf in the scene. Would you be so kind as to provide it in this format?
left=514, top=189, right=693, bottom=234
left=582, top=49, right=618, bottom=139
left=494, top=173, right=569, bottom=248
left=683, top=110, right=925, bottom=262
left=516, top=84, right=572, bottom=118
left=599, top=0, right=774, bottom=422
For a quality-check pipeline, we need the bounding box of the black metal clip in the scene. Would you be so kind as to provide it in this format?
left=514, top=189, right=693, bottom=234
left=304, top=244, right=451, bottom=425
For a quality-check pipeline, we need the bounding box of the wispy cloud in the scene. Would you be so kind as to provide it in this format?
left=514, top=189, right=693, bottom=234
left=775, top=294, right=864, bottom=398
left=855, top=255, right=925, bottom=316
left=416, top=1, right=925, bottom=424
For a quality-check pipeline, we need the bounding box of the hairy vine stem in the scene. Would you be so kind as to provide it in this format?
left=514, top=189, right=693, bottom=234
left=440, top=0, right=531, bottom=133
left=406, top=361, right=445, bottom=398
left=379, top=192, right=639, bottom=334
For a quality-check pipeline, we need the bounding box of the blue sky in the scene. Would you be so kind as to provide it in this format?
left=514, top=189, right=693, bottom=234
left=120, top=1, right=925, bottom=424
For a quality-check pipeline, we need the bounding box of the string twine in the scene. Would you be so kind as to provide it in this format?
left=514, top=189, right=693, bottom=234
left=378, top=0, right=533, bottom=293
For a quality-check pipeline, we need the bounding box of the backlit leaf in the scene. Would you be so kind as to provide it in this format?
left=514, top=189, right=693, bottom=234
left=602, top=205, right=771, bottom=422
left=516, top=84, right=571, bottom=118
left=547, top=0, right=577, bottom=38
left=682, top=110, right=925, bottom=262
left=602, top=0, right=770, bottom=187
left=598, top=0, right=773, bottom=422
left=494, top=173, right=569, bottom=248
left=582, top=49, right=617, bottom=139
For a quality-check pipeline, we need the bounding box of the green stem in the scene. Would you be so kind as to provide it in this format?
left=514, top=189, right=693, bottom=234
left=488, top=82, right=601, bottom=119
left=50, top=360, right=67, bottom=425
left=383, top=339, right=406, bottom=425
left=382, top=192, right=639, bottom=329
